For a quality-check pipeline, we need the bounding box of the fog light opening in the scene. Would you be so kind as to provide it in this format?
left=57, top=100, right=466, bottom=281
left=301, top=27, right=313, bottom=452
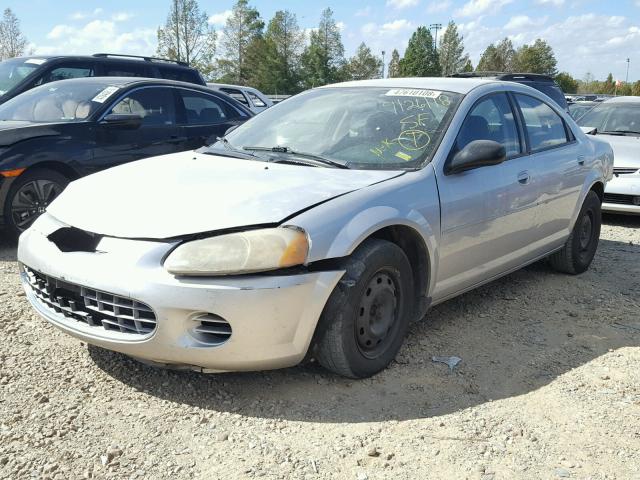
left=190, top=313, right=232, bottom=346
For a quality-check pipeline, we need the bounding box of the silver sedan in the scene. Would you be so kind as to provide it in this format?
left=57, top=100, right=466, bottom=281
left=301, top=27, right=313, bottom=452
left=18, top=78, right=613, bottom=378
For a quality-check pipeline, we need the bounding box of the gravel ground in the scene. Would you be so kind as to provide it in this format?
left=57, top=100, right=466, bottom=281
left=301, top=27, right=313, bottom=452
left=1, top=214, right=639, bottom=480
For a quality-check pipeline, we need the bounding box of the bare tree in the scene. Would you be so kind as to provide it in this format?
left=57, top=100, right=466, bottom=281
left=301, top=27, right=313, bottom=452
left=0, top=8, right=28, bottom=60
left=157, top=0, right=217, bottom=77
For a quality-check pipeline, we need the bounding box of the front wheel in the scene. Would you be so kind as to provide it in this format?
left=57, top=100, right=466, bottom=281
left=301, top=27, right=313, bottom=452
left=4, top=168, right=69, bottom=237
left=312, top=239, right=415, bottom=378
left=549, top=190, right=601, bottom=274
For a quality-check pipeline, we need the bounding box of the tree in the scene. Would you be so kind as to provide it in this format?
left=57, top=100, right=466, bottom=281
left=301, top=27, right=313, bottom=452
left=438, top=21, right=468, bottom=76
left=300, top=8, right=346, bottom=88
left=603, top=72, right=615, bottom=94
left=218, top=0, right=264, bottom=85
left=156, top=0, right=217, bottom=77
left=513, top=38, right=557, bottom=76
left=0, top=8, right=28, bottom=60
left=462, top=58, right=474, bottom=72
left=388, top=49, right=401, bottom=78
left=253, top=10, right=305, bottom=93
left=555, top=72, right=578, bottom=94
left=399, top=26, right=441, bottom=77
left=477, top=38, right=515, bottom=72
left=632, top=80, right=640, bottom=97
left=345, top=42, right=383, bottom=80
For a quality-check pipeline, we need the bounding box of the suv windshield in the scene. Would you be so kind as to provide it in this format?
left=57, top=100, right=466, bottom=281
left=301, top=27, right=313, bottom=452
left=0, top=58, right=43, bottom=97
left=215, top=87, right=462, bottom=170
left=0, top=79, right=121, bottom=123
left=577, top=102, right=640, bottom=135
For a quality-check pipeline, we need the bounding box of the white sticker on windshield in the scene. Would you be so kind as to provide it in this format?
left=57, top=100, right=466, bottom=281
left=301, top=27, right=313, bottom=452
left=91, top=86, right=120, bottom=103
left=385, top=88, right=441, bottom=98
left=25, top=58, right=47, bottom=65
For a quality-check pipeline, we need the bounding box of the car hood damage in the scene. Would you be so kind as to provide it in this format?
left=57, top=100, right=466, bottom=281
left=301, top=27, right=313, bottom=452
left=47, top=152, right=404, bottom=239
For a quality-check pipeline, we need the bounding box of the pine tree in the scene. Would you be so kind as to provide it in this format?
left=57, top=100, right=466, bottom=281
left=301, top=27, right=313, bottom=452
left=300, top=8, right=346, bottom=88
left=259, top=11, right=305, bottom=93
left=388, top=49, right=401, bottom=78
left=398, top=26, right=441, bottom=77
left=462, top=58, right=473, bottom=72
left=438, top=21, right=468, bottom=76
left=0, top=8, right=28, bottom=60
left=156, top=0, right=217, bottom=77
left=345, top=42, right=383, bottom=80
left=477, top=38, right=515, bottom=72
left=218, top=0, right=264, bottom=85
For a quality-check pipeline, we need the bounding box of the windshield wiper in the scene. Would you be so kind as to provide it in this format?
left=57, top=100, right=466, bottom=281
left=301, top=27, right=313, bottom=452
left=200, top=137, right=259, bottom=159
left=242, top=146, right=350, bottom=169
left=597, top=130, right=640, bottom=136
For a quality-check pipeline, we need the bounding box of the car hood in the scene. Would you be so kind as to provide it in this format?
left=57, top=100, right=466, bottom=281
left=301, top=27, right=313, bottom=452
left=47, top=152, right=404, bottom=239
left=0, top=121, right=61, bottom=146
left=596, top=134, right=640, bottom=169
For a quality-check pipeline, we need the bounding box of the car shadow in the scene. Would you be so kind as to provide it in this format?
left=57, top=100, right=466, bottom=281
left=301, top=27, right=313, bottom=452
left=603, top=212, right=640, bottom=228
left=88, top=237, right=640, bottom=423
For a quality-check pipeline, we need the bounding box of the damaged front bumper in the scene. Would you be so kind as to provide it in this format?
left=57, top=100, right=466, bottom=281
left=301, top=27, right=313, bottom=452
left=17, top=215, right=344, bottom=372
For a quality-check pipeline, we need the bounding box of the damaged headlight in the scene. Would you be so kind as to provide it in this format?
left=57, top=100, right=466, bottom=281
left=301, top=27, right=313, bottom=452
left=164, top=226, right=309, bottom=276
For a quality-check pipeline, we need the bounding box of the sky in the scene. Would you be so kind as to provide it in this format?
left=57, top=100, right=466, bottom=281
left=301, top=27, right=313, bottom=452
left=6, top=0, right=640, bottom=82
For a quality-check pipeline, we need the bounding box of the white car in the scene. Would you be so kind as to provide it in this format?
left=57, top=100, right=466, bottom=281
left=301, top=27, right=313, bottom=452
left=578, top=97, right=640, bottom=214
left=207, top=83, right=273, bottom=113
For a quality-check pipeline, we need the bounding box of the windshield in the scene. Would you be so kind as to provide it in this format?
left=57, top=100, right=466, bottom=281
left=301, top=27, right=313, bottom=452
left=577, top=102, right=640, bottom=134
left=0, top=58, right=43, bottom=97
left=0, top=80, right=122, bottom=123
left=213, top=87, right=462, bottom=170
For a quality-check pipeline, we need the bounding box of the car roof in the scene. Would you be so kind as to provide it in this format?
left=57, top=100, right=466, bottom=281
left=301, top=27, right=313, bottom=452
left=602, top=96, right=640, bottom=104
left=451, top=72, right=557, bottom=83
left=207, top=83, right=262, bottom=93
left=321, top=77, right=497, bottom=94
left=13, top=55, right=195, bottom=69
left=41, top=76, right=210, bottom=90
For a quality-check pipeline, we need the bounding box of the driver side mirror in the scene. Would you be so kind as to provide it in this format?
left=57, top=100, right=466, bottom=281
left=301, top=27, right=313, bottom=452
left=446, top=140, right=506, bottom=175
left=100, top=113, right=143, bottom=130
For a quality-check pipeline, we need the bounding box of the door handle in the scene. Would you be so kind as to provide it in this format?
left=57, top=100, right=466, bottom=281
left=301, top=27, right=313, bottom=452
left=517, top=171, right=530, bottom=185
left=577, top=155, right=585, bottom=166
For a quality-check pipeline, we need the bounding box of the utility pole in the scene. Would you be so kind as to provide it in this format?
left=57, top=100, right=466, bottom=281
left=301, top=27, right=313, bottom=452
left=381, top=50, right=386, bottom=79
left=625, top=58, right=630, bottom=84
left=430, top=23, right=442, bottom=51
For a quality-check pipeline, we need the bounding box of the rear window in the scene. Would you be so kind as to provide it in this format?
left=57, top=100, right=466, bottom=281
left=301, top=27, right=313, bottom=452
left=157, top=67, right=203, bottom=85
left=525, top=82, right=567, bottom=110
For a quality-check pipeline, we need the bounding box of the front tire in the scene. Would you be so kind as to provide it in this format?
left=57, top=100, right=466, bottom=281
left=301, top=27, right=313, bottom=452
left=4, top=168, right=69, bottom=237
left=549, top=190, right=601, bottom=274
left=313, top=239, right=415, bottom=378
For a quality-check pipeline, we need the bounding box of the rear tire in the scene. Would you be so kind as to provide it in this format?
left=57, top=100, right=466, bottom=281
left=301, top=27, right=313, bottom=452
left=549, top=190, right=601, bottom=274
left=4, top=168, right=69, bottom=237
left=313, top=239, right=415, bottom=378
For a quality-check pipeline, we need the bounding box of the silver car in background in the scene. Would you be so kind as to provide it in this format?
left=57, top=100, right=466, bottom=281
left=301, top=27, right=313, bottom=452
left=206, top=82, right=273, bottom=113
left=18, top=78, right=613, bottom=378
left=578, top=96, right=640, bottom=214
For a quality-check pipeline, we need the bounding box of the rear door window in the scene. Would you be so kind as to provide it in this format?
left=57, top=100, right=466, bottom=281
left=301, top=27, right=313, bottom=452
left=157, top=67, right=202, bottom=85
left=109, top=87, right=176, bottom=126
left=102, top=62, right=152, bottom=78
left=247, top=91, right=266, bottom=107
left=178, top=90, right=233, bottom=124
left=515, top=94, right=569, bottom=152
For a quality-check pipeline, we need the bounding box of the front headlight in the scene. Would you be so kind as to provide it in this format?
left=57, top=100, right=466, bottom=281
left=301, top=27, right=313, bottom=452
left=164, top=226, right=309, bottom=276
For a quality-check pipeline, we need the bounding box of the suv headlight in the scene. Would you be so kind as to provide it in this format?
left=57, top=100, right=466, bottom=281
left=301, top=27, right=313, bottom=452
left=164, top=226, right=309, bottom=276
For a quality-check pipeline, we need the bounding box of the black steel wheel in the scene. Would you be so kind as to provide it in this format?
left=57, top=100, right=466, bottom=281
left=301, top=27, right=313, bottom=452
left=549, top=190, right=601, bottom=274
left=313, top=238, right=415, bottom=378
left=5, top=169, right=69, bottom=236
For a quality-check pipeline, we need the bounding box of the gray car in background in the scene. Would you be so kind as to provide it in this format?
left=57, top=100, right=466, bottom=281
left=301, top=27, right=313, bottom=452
left=18, top=78, right=612, bottom=378
left=206, top=83, right=273, bottom=113
left=577, top=96, right=640, bottom=214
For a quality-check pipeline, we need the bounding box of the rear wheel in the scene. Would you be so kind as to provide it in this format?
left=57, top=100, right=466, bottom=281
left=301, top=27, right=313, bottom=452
left=5, top=169, right=69, bottom=237
left=313, top=239, right=414, bottom=378
left=549, top=190, right=601, bottom=274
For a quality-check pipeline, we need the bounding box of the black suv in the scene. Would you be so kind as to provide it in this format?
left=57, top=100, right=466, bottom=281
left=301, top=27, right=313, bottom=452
left=450, top=72, right=568, bottom=111
left=0, top=53, right=206, bottom=105
left=0, top=77, right=252, bottom=235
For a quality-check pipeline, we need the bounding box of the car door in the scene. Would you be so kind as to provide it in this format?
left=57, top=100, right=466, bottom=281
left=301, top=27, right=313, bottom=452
left=93, top=86, right=182, bottom=170
left=176, top=89, right=247, bottom=150
left=434, top=92, right=530, bottom=298
left=513, top=94, right=584, bottom=245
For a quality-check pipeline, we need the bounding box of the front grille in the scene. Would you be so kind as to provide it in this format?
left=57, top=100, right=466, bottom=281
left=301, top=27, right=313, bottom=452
left=603, top=193, right=639, bottom=206
left=613, top=167, right=638, bottom=175
left=22, top=265, right=157, bottom=335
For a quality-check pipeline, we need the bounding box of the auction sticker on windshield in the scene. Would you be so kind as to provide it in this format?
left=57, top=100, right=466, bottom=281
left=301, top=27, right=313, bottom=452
left=385, top=89, right=441, bottom=98
left=92, top=86, right=120, bottom=103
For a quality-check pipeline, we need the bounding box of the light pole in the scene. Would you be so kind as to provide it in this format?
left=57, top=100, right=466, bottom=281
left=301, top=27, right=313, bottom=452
left=626, top=58, right=630, bottom=84
left=430, top=23, right=442, bottom=51
left=381, top=50, right=386, bottom=79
